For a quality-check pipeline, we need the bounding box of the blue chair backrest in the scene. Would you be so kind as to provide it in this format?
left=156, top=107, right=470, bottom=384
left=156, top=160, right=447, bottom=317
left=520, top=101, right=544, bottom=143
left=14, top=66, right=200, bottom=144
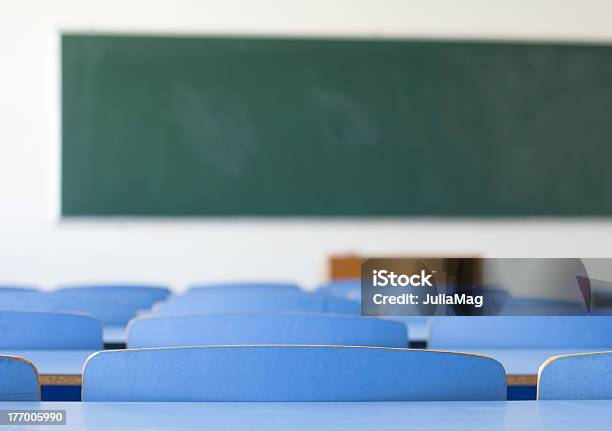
left=54, top=284, right=170, bottom=308
left=155, top=292, right=359, bottom=315
left=188, top=282, right=300, bottom=295
left=0, top=285, right=38, bottom=293
left=0, top=356, right=39, bottom=401
left=0, top=296, right=140, bottom=326
left=82, top=345, right=506, bottom=401
left=46, top=299, right=139, bottom=326
left=175, top=289, right=306, bottom=304
left=538, top=351, right=612, bottom=400
left=322, top=297, right=360, bottom=314
left=429, top=316, right=612, bottom=349
left=318, top=279, right=361, bottom=301
left=0, top=291, right=48, bottom=301
left=0, top=310, right=102, bottom=349
left=128, top=313, right=407, bottom=348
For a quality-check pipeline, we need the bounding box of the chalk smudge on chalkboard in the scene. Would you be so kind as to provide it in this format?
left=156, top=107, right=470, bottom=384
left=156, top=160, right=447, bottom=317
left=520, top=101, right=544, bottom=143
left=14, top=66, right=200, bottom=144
left=173, top=82, right=257, bottom=179
left=309, top=88, right=379, bottom=157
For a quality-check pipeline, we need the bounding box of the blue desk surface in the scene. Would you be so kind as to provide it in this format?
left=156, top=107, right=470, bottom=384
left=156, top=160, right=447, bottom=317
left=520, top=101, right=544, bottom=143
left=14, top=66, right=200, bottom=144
left=0, top=401, right=610, bottom=430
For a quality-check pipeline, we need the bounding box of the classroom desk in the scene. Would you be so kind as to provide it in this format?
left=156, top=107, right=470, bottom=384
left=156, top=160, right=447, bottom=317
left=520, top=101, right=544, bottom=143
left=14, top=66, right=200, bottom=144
left=0, top=350, right=96, bottom=386
left=0, top=401, right=610, bottom=430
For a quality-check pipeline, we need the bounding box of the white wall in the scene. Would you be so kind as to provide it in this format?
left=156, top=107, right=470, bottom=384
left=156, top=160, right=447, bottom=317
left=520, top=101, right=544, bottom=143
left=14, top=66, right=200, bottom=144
left=2, top=0, right=612, bottom=291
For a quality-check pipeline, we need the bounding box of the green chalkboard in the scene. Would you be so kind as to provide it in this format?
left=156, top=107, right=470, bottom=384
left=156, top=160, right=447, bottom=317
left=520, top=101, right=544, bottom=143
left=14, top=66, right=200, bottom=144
left=62, top=34, right=612, bottom=216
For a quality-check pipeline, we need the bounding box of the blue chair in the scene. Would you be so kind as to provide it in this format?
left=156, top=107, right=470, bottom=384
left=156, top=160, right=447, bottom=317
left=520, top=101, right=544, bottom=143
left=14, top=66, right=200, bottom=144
left=0, top=297, right=139, bottom=326
left=538, top=351, right=612, bottom=400
left=429, top=316, right=612, bottom=349
left=82, top=345, right=506, bottom=401
left=54, top=284, right=170, bottom=308
left=127, top=313, right=407, bottom=348
left=0, top=290, right=48, bottom=301
left=0, top=356, right=39, bottom=401
left=179, top=287, right=306, bottom=304
left=155, top=293, right=359, bottom=315
left=323, top=297, right=360, bottom=314
left=0, top=310, right=102, bottom=349
left=0, top=285, right=38, bottom=293
left=188, top=282, right=300, bottom=295
left=162, top=289, right=299, bottom=305
left=317, top=279, right=361, bottom=301
left=48, top=299, right=140, bottom=326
